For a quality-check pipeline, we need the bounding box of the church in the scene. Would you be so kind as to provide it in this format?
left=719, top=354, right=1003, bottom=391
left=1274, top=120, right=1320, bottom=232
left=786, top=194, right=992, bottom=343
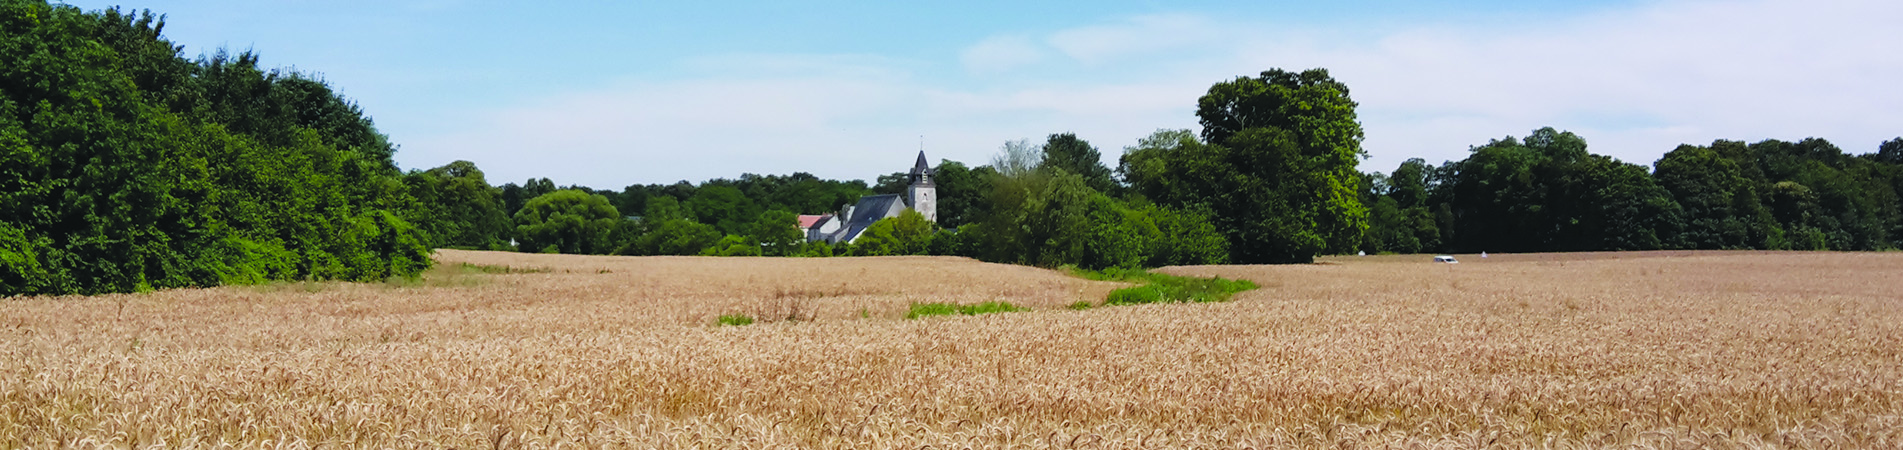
left=802, top=151, right=936, bottom=244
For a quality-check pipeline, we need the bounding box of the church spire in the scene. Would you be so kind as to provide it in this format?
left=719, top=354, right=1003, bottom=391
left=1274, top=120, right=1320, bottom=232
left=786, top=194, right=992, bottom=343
left=908, top=150, right=933, bottom=186
left=910, top=150, right=931, bottom=176
left=906, top=148, right=937, bottom=222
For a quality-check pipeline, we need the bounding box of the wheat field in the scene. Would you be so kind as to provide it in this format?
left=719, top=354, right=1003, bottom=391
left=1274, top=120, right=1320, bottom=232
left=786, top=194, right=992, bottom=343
left=1, top=250, right=1899, bottom=449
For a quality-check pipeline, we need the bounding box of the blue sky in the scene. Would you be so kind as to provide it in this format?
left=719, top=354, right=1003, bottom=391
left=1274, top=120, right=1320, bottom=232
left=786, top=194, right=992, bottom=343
left=61, top=0, right=1903, bottom=188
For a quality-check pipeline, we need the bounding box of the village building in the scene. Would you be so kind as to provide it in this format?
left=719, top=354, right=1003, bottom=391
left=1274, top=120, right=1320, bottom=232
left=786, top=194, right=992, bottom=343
left=806, top=151, right=936, bottom=244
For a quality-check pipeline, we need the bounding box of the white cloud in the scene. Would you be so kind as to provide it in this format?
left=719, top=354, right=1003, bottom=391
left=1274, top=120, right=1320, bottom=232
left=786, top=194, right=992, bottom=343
left=1265, top=0, right=1903, bottom=171
left=958, top=35, right=1045, bottom=74
left=402, top=0, right=1903, bottom=188
left=1045, top=14, right=1223, bottom=65
left=403, top=55, right=1204, bottom=187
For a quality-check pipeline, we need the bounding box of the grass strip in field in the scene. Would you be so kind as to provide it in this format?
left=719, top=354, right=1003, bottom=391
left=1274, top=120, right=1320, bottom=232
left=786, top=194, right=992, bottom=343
left=454, top=262, right=551, bottom=274
left=716, top=314, right=755, bottom=326
left=1069, top=267, right=1259, bottom=306
left=905, top=301, right=1028, bottom=319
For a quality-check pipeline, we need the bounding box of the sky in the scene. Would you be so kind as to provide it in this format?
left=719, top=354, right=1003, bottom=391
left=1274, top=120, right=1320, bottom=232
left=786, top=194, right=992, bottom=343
left=61, top=0, right=1903, bottom=189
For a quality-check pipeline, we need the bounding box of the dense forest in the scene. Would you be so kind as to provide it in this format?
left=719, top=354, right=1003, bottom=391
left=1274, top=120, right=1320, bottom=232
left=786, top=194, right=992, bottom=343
left=1360, top=132, right=1903, bottom=254
left=2, top=2, right=428, bottom=295
left=4, top=1, right=1901, bottom=296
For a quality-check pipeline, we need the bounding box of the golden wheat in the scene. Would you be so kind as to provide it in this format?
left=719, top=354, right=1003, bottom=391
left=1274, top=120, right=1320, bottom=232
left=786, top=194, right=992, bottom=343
left=0, top=249, right=1897, bottom=448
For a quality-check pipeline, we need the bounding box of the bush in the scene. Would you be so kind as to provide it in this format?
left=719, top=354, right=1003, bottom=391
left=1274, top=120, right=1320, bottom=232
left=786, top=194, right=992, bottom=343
left=701, top=235, right=762, bottom=256
left=791, top=241, right=834, bottom=257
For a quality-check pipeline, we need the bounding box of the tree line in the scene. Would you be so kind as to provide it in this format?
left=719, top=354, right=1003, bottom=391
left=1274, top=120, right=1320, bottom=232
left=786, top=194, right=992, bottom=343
left=1360, top=131, right=1903, bottom=254
left=403, top=68, right=1377, bottom=269
left=6, top=0, right=1902, bottom=296
left=2, top=2, right=428, bottom=295
left=394, top=67, right=1903, bottom=268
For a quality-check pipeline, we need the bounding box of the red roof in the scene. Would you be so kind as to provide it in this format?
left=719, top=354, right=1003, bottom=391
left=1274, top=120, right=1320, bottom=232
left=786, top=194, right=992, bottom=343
left=797, top=214, right=828, bottom=229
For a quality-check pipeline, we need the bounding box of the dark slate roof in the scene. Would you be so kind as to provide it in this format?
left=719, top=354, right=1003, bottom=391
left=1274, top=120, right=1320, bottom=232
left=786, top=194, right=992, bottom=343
left=908, top=151, right=935, bottom=187
left=910, top=151, right=932, bottom=175
left=841, top=194, right=903, bottom=243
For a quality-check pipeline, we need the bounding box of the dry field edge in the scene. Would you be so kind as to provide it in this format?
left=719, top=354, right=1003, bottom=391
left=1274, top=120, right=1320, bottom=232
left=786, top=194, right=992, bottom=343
left=2, top=250, right=1899, bottom=448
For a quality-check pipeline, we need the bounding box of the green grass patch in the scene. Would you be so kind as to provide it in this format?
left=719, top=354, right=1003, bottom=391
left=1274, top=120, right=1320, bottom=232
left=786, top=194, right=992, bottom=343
left=1067, top=300, right=1095, bottom=310
left=1069, top=267, right=1259, bottom=305
left=905, top=301, right=1029, bottom=319
left=716, top=314, right=755, bottom=326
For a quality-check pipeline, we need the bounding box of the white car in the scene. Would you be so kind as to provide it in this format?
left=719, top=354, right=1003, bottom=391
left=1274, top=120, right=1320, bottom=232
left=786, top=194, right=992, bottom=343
left=1434, top=255, right=1459, bottom=264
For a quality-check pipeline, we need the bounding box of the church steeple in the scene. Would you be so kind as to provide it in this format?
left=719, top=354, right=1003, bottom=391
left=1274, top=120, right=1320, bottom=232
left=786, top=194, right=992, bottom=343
left=907, top=150, right=934, bottom=187
left=906, top=150, right=936, bottom=222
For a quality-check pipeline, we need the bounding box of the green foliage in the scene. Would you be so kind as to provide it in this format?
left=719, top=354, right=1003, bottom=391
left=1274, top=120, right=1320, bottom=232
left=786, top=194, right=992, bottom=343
left=1431, top=128, right=1683, bottom=253
left=787, top=240, right=833, bottom=257
left=1875, top=138, right=1903, bottom=166
left=642, top=195, right=687, bottom=222
left=956, top=137, right=1232, bottom=270
left=1143, top=203, right=1231, bottom=266
left=716, top=314, right=755, bottom=326
left=905, top=302, right=959, bottom=319
left=0, top=1, right=429, bottom=295
left=1380, top=130, right=1903, bottom=254
left=499, top=178, right=556, bottom=219
left=1744, top=139, right=1897, bottom=250
left=404, top=161, right=512, bottom=249
left=1073, top=267, right=1259, bottom=305
left=849, top=209, right=934, bottom=256
left=904, top=301, right=1028, bottom=319
left=1358, top=159, right=1442, bottom=254
left=1041, top=133, right=1117, bottom=193
left=686, top=185, right=760, bottom=235
left=614, top=174, right=867, bottom=222
left=1124, top=68, right=1371, bottom=264
left=624, top=218, right=721, bottom=256
left=931, top=160, right=993, bottom=228
left=701, top=235, right=762, bottom=256
left=957, top=301, right=1028, bottom=315
left=1022, top=170, right=1099, bottom=267
left=1105, top=286, right=1163, bottom=304
left=0, top=224, right=52, bottom=294
left=747, top=210, right=802, bottom=256
left=513, top=190, right=622, bottom=255
left=871, top=171, right=910, bottom=195
left=1067, top=300, right=1095, bottom=310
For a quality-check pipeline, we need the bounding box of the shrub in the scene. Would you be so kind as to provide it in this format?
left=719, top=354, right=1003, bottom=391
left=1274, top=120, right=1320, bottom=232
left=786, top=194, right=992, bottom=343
left=701, top=235, right=762, bottom=257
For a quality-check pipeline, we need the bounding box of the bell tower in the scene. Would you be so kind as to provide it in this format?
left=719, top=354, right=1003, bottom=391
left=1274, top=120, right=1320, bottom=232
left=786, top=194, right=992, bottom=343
left=906, top=150, right=936, bottom=223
